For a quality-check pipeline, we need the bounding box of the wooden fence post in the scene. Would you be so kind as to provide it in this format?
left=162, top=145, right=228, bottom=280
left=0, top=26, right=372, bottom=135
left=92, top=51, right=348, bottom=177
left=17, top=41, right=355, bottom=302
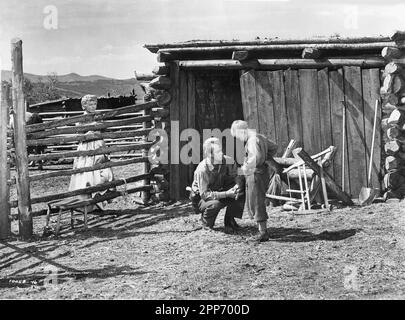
left=141, top=107, right=152, bottom=203
left=11, top=38, right=32, bottom=239
left=0, top=81, right=11, bottom=239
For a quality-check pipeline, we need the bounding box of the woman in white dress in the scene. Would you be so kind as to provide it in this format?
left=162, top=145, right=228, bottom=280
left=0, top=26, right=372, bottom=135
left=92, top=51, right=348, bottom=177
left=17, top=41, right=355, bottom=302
left=69, top=94, right=115, bottom=212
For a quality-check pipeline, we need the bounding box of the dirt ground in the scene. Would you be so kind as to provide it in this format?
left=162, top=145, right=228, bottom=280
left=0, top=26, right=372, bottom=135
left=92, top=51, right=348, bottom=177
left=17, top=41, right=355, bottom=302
left=1, top=164, right=405, bottom=300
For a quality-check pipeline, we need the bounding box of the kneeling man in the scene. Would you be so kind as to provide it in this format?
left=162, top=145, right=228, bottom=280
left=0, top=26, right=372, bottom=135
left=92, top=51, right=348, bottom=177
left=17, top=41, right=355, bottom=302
left=190, top=137, right=245, bottom=233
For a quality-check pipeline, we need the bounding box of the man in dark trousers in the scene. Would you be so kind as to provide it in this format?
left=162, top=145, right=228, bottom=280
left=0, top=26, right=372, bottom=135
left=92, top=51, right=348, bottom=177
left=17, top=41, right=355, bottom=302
left=231, top=120, right=278, bottom=242
left=189, top=137, right=245, bottom=234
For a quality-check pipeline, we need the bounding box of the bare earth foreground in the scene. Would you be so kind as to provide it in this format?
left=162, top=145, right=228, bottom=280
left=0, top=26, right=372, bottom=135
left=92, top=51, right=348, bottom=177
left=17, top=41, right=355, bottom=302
left=1, top=164, right=405, bottom=299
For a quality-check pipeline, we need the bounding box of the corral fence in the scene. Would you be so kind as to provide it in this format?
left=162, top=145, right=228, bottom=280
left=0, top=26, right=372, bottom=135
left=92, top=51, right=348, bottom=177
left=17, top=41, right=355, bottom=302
left=28, top=96, right=143, bottom=161
left=0, top=39, right=169, bottom=240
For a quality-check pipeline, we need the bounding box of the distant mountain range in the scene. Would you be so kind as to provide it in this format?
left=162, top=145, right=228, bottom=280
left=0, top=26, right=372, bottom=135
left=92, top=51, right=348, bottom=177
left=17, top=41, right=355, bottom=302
left=1, top=71, right=145, bottom=99
left=1, top=70, right=134, bottom=83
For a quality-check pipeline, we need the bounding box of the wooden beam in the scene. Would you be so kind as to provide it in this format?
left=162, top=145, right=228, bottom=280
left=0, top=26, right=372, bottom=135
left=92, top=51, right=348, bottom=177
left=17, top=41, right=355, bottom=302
left=157, top=51, right=172, bottom=63
left=159, top=42, right=392, bottom=54
left=271, top=70, right=289, bottom=153
left=10, top=174, right=151, bottom=207
left=26, top=101, right=157, bottom=133
left=391, top=30, right=405, bottom=42
left=178, top=58, right=386, bottom=70
left=295, top=148, right=353, bottom=205
left=178, top=69, right=188, bottom=199
left=329, top=70, right=349, bottom=191
left=284, top=147, right=335, bottom=172
left=362, top=69, right=382, bottom=191
left=31, top=186, right=152, bottom=214
left=26, top=128, right=152, bottom=147
left=232, top=50, right=249, bottom=61
left=11, top=38, right=32, bottom=239
left=134, top=72, right=155, bottom=81
left=344, top=66, right=367, bottom=196
left=0, top=81, right=11, bottom=239
left=388, top=109, right=405, bottom=125
left=384, top=140, right=401, bottom=155
left=145, top=36, right=392, bottom=53
left=299, top=69, right=320, bottom=156
left=384, top=62, right=404, bottom=75
left=266, top=194, right=302, bottom=203
left=302, top=47, right=321, bottom=59
left=187, top=72, right=196, bottom=185
left=318, top=68, right=333, bottom=152
left=381, top=74, right=394, bottom=95
left=385, top=156, right=402, bottom=171
left=383, top=171, right=405, bottom=189
left=152, top=64, right=170, bottom=75
left=28, top=141, right=155, bottom=162
left=387, top=127, right=405, bottom=140
left=157, top=43, right=391, bottom=62
left=169, top=62, right=180, bottom=201
left=392, top=75, right=405, bottom=93
left=28, top=157, right=150, bottom=182
left=28, top=115, right=155, bottom=139
left=148, top=76, right=172, bottom=90
left=284, top=70, right=302, bottom=148
left=395, top=40, right=405, bottom=49
left=382, top=47, right=405, bottom=60
left=141, top=108, right=152, bottom=203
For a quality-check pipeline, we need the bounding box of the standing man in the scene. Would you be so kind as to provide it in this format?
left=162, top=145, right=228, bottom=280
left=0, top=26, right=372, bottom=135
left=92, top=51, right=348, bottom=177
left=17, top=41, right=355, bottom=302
left=189, top=137, right=245, bottom=234
left=231, top=120, right=278, bottom=242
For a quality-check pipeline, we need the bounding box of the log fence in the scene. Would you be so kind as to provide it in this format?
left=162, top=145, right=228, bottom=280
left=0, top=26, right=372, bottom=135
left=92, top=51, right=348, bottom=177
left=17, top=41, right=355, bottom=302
left=0, top=39, right=169, bottom=240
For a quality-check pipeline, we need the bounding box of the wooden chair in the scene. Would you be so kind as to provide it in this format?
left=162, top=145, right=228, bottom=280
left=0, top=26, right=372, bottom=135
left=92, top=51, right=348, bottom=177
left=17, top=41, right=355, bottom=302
left=45, top=198, right=93, bottom=236
left=281, top=146, right=336, bottom=211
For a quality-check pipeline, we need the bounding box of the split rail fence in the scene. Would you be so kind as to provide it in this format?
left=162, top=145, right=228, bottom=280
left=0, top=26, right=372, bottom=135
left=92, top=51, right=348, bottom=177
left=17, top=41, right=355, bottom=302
left=0, top=39, right=166, bottom=240
left=27, top=96, right=143, bottom=160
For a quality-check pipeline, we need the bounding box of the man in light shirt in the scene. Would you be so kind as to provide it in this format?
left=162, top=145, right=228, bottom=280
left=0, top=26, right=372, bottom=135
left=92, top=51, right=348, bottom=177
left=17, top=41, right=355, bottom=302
left=189, top=137, right=245, bottom=234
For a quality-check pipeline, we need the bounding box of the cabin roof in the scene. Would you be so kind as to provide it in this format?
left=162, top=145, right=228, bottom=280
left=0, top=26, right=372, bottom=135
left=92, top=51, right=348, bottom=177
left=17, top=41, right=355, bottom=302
left=144, top=35, right=400, bottom=66
left=144, top=36, right=394, bottom=53
left=144, top=33, right=405, bottom=70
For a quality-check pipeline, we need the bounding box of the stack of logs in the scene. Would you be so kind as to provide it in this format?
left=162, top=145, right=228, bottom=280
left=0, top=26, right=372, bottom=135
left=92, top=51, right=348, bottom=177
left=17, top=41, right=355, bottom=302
left=381, top=31, right=405, bottom=200
left=136, top=64, right=171, bottom=203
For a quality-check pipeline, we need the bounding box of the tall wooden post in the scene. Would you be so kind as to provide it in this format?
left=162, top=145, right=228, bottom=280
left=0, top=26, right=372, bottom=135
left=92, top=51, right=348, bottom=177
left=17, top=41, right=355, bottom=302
left=11, top=38, right=32, bottom=239
left=137, top=69, right=152, bottom=204
left=0, top=80, right=11, bottom=239
left=141, top=107, right=152, bottom=203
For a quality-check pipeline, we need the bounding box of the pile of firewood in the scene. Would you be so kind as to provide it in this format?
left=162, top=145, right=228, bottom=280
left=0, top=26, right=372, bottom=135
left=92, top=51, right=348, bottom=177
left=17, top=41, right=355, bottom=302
left=381, top=31, right=405, bottom=199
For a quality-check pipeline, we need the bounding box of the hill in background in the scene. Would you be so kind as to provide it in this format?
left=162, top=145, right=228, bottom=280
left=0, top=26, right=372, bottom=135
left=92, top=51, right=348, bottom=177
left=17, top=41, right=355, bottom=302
left=1, top=70, right=145, bottom=100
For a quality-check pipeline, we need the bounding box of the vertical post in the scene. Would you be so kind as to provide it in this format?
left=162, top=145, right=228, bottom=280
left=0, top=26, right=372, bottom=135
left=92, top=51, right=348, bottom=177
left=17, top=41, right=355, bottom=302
left=169, top=62, right=180, bottom=200
left=11, top=38, right=32, bottom=239
left=137, top=71, right=152, bottom=204
left=0, top=81, right=11, bottom=239
left=141, top=107, right=151, bottom=203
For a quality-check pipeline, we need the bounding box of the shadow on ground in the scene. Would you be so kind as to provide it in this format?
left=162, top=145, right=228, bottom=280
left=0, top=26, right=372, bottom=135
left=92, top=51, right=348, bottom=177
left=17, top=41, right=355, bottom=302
left=216, top=225, right=358, bottom=243
left=0, top=202, right=192, bottom=279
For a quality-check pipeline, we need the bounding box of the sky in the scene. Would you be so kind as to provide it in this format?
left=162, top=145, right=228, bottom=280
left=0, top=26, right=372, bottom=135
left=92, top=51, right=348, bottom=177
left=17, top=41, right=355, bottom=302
left=1, top=0, right=405, bottom=79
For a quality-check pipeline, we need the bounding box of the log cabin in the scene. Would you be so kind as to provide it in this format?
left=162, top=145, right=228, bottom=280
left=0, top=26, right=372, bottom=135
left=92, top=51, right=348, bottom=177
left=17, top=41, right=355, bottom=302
left=143, top=32, right=405, bottom=201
